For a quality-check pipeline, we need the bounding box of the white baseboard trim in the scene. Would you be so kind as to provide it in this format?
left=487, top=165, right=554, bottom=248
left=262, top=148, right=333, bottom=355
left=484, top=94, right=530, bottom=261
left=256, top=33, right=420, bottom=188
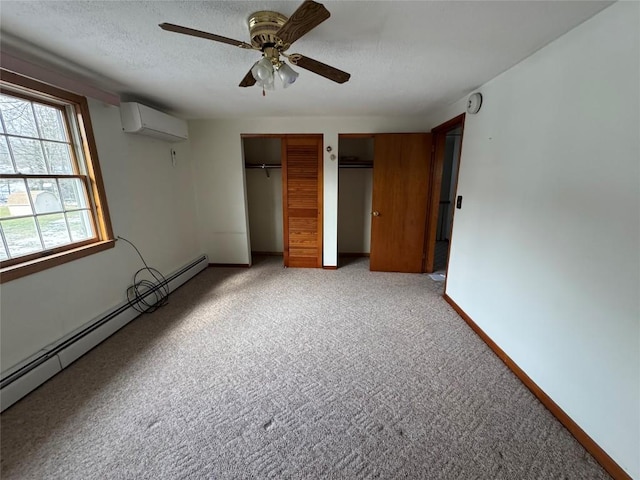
left=0, top=254, right=208, bottom=412
left=0, top=356, right=62, bottom=411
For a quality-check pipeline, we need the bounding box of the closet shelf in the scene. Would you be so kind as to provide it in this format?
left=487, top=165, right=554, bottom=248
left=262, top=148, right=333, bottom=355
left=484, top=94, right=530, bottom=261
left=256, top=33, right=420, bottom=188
left=339, top=162, right=373, bottom=168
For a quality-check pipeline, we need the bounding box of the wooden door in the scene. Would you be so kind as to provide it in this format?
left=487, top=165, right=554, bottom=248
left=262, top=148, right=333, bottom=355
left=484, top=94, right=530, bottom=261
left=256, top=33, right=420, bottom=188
left=282, top=135, right=323, bottom=268
left=370, top=133, right=432, bottom=272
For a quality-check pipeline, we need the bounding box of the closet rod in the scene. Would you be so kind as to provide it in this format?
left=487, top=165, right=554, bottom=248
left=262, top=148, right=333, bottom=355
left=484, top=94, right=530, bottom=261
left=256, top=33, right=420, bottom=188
left=245, top=163, right=281, bottom=178
left=245, top=163, right=282, bottom=169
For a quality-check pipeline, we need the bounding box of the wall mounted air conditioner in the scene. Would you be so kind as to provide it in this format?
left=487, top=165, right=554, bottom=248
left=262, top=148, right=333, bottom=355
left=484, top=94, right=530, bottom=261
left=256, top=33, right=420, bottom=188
left=120, top=102, right=188, bottom=142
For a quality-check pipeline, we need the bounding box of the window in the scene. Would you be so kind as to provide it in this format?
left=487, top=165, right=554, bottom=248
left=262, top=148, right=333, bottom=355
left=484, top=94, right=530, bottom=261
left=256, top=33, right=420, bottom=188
left=0, top=70, right=113, bottom=282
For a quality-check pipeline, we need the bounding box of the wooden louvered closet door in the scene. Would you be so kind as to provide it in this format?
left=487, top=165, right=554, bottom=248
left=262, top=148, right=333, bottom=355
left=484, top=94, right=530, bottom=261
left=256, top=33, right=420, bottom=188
left=282, top=135, right=323, bottom=268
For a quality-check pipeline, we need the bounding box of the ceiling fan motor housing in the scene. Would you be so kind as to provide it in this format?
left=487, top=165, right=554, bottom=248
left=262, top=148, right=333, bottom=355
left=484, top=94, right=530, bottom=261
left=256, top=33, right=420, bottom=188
left=248, top=11, right=289, bottom=51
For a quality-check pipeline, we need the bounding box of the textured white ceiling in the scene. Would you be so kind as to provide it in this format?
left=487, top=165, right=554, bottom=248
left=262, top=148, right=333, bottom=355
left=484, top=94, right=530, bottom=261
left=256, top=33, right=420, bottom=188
left=0, top=1, right=612, bottom=119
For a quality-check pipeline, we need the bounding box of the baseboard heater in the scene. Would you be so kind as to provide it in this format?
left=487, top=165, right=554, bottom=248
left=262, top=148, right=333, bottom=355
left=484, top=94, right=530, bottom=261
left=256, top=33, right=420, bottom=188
left=0, top=254, right=208, bottom=412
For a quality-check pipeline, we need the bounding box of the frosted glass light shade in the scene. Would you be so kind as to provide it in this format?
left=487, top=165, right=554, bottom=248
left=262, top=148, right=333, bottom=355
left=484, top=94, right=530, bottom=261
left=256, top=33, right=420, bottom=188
left=263, top=76, right=275, bottom=90
left=277, top=62, right=299, bottom=88
left=251, top=57, right=274, bottom=85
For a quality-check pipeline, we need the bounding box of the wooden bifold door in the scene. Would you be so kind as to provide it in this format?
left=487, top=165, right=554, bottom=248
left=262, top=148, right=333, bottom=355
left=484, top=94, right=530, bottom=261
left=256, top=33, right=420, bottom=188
left=282, top=135, right=323, bottom=268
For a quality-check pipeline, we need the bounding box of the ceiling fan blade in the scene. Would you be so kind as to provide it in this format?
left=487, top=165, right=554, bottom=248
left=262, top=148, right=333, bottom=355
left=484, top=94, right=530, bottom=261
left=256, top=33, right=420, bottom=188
left=293, top=55, right=350, bottom=84
left=276, top=1, right=330, bottom=46
left=239, top=69, right=257, bottom=88
left=159, top=23, right=253, bottom=49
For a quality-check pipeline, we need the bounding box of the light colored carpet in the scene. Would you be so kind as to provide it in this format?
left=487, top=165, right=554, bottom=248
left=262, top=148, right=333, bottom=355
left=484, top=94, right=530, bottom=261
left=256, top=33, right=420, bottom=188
left=1, top=257, right=609, bottom=479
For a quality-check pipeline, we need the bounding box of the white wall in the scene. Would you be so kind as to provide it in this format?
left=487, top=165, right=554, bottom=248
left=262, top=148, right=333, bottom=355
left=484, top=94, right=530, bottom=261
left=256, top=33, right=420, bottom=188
left=243, top=137, right=281, bottom=165
left=188, top=116, right=428, bottom=267
left=245, top=168, right=283, bottom=253
left=339, top=137, right=375, bottom=163
left=338, top=137, right=374, bottom=254
left=0, top=99, right=201, bottom=371
left=428, top=3, right=639, bottom=478
left=338, top=168, right=372, bottom=253
left=243, top=137, right=283, bottom=253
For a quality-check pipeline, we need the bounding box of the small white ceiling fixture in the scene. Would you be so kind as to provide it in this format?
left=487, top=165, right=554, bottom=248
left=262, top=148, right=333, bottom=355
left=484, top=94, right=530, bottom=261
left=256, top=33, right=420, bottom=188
left=467, top=93, right=483, bottom=115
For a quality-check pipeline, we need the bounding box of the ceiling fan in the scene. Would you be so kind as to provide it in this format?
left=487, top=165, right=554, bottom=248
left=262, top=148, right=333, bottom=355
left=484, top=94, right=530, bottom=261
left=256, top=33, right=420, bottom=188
left=159, top=0, right=350, bottom=92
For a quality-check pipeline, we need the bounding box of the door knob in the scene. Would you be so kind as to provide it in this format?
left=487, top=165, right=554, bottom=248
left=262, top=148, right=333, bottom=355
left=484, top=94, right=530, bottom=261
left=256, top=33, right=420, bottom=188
left=371, top=211, right=380, bottom=216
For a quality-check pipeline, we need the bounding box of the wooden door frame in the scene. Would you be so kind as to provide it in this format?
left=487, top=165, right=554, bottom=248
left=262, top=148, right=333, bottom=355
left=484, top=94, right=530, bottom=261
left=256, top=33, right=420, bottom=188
left=423, top=114, right=466, bottom=273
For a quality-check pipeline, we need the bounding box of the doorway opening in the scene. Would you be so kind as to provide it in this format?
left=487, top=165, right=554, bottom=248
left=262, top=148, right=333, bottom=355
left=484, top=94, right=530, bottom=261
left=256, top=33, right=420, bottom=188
left=243, top=136, right=283, bottom=265
left=434, top=126, right=462, bottom=271
left=337, top=134, right=374, bottom=267
left=425, top=114, right=465, bottom=277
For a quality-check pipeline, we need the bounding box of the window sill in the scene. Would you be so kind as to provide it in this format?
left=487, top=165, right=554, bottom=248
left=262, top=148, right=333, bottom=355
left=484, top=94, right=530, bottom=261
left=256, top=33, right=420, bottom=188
left=0, top=239, right=115, bottom=283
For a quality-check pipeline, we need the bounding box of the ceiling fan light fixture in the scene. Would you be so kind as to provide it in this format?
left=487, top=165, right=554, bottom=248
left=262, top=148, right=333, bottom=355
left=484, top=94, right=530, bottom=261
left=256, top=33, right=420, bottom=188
left=251, top=57, right=274, bottom=83
left=161, top=1, right=351, bottom=90
left=277, top=62, right=299, bottom=88
left=263, top=76, right=275, bottom=90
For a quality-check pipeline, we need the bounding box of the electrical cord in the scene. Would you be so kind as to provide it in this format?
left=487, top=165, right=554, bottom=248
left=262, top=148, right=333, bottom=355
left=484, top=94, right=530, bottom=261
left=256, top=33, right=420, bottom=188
left=117, top=236, right=169, bottom=313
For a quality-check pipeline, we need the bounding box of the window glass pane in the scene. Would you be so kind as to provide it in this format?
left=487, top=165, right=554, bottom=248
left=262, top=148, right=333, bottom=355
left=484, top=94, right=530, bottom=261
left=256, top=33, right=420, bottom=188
left=42, top=141, right=73, bottom=174
left=8, top=137, right=47, bottom=174
left=27, top=178, right=63, bottom=214
left=67, top=210, right=94, bottom=242
left=0, top=77, right=112, bottom=276
left=0, top=136, right=14, bottom=173
left=0, top=95, right=38, bottom=138
left=60, top=178, right=89, bottom=210
left=1, top=179, right=31, bottom=218
left=33, top=103, right=67, bottom=141
left=0, top=235, right=8, bottom=261
left=38, top=213, right=70, bottom=249
left=2, top=216, right=43, bottom=257
left=58, top=178, right=88, bottom=210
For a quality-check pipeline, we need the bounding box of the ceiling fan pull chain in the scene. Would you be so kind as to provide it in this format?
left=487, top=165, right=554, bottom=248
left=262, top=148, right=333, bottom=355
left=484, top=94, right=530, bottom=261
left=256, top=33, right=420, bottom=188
left=262, top=86, right=266, bottom=97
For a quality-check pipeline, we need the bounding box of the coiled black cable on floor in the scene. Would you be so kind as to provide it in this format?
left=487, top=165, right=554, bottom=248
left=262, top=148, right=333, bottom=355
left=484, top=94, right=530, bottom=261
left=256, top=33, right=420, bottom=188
left=117, top=236, right=169, bottom=313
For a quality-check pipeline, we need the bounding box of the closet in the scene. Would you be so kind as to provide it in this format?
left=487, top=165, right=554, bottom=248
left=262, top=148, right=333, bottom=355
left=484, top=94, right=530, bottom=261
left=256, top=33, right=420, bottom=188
left=244, top=132, right=431, bottom=272
left=338, top=133, right=432, bottom=273
left=243, top=135, right=323, bottom=268
left=243, top=137, right=283, bottom=258
left=337, top=135, right=374, bottom=262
